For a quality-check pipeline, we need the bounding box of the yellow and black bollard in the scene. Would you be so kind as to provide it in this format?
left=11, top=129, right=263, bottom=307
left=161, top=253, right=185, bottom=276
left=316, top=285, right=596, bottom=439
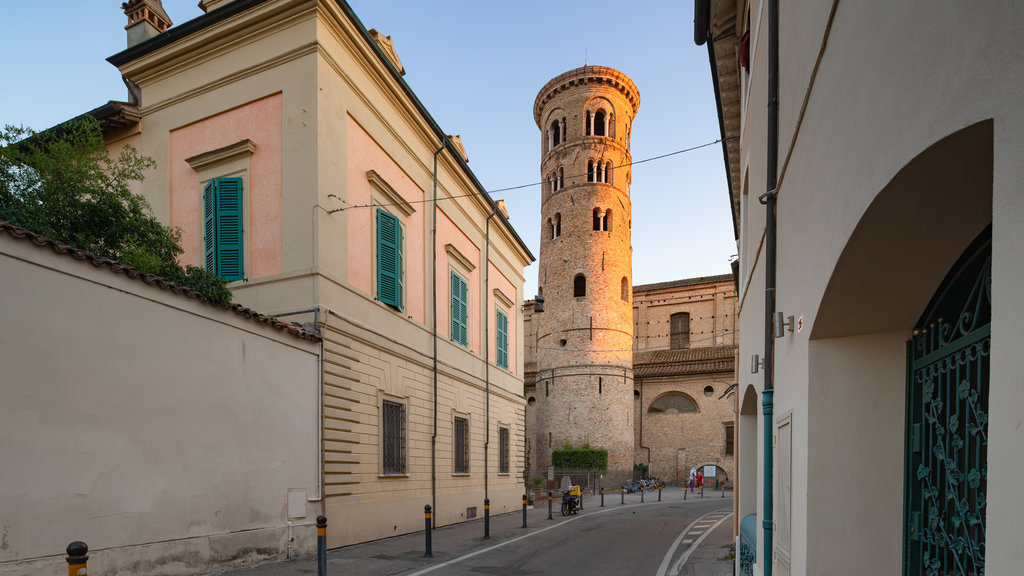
left=640, top=485, right=645, bottom=503
left=424, top=505, right=433, bottom=557
left=700, top=483, right=704, bottom=499
left=547, top=491, right=553, bottom=520
left=659, top=486, right=662, bottom=502
left=484, top=498, right=490, bottom=540
left=66, top=542, right=88, bottom=576
left=522, top=494, right=528, bottom=528
left=316, top=516, right=327, bottom=576
left=620, top=487, right=625, bottom=505
left=600, top=487, right=605, bottom=507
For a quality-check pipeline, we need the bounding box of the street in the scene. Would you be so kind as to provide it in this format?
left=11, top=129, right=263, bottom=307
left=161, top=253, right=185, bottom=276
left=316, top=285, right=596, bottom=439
left=210, top=489, right=734, bottom=576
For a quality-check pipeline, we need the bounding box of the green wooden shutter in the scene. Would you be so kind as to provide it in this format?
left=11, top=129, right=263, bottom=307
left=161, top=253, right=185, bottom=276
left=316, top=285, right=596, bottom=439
left=203, top=180, right=216, bottom=272
left=450, top=271, right=468, bottom=346
left=377, top=209, right=401, bottom=310
left=395, top=218, right=404, bottom=309
left=214, top=178, right=243, bottom=281
left=496, top=309, right=508, bottom=369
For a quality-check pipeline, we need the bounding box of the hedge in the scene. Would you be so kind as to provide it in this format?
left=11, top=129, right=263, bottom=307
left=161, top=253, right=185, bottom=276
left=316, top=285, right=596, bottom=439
left=551, top=448, right=608, bottom=469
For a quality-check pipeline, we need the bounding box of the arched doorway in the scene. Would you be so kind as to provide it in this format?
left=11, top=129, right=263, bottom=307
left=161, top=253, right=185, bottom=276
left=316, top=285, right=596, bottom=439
left=903, top=226, right=990, bottom=574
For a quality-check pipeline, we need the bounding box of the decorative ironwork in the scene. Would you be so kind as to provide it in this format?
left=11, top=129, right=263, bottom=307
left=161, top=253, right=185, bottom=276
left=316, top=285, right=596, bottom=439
left=499, top=426, right=510, bottom=474
left=454, top=416, right=470, bottom=473
left=904, top=231, right=990, bottom=576
left=739, top=513, right=757, bottom=576
left=382, top=400, right=406, bottom=474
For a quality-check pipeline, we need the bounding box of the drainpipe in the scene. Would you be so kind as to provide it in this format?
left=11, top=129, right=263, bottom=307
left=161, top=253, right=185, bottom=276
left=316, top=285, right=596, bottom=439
left=431, top=137, right=448, bottom=528
left=761, top=0, right=780, bottom=573
left=484, top=209, right=499, bottom=507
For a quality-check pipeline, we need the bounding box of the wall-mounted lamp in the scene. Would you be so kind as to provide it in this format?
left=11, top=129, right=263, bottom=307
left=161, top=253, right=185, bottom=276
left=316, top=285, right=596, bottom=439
left=533, top=295, right=545, bottom=314
left=751, top=354, right=764, bottom=374
left=774, top=311, right=795, bottom=338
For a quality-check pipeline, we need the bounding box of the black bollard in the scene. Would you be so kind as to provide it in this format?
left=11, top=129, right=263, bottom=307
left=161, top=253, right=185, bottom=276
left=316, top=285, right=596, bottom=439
left=424, top=505, right=433, bottom=557
left=620, top=487, right=625, bottom=505
left=600, top=487, right=605, bottom=507
left=684, top=485, right=688, bottom=500
left=700, top=484, right=704, bottom=499
left=722, top=483, right=726, bottom=498
left=316, top=516, right=327, bottom=576
left=66, top=541, right=88, bottom=576
left=522, top=494, right=528, bottom=528
left=484, top=498, right=490, bottom=540
left=640, top=486, right=645, bottom=503
left=547, top=491, right=553, bottom=520
left=659, top=486, right=662, bottom=502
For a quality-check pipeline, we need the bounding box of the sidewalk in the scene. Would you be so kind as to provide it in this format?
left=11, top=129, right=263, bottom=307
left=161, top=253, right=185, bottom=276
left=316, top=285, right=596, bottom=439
left=206, top=487, right=735, bottom=576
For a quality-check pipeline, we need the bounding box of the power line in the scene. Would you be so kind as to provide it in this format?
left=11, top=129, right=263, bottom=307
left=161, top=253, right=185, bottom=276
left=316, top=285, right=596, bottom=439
left=329, top=137, right=727, bottom=213
left=526, top=329, right=737, bottom=354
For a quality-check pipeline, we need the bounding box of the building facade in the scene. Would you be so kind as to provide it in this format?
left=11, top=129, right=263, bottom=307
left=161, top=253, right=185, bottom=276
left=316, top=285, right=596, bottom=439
left=89, top=0, right=533, bottom=557
left=699, top=1, right=1024, bottom=574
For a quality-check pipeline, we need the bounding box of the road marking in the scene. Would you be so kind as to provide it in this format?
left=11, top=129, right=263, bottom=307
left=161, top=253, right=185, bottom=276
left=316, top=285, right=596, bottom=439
left=667, top=513, right=733, bottom=576
left=654, top=508, right=732, bottom=576
left=404, top=501, right=652, bottom=576
left=681, top=539, right=693, bottom=544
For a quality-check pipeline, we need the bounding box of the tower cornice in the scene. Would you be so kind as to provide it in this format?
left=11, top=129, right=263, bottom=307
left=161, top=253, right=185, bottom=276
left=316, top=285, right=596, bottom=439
left=534, top=65, right=640, bottom=127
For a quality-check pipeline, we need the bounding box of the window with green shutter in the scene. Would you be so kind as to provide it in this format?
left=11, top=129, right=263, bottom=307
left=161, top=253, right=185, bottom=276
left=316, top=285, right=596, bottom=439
left=496, top=309, right=509, bottom=369
left=376, top=209, right=403, bottom=311
left=450, top=271, right=468, bottom=347
left=203, top=177, right=244, bottom=282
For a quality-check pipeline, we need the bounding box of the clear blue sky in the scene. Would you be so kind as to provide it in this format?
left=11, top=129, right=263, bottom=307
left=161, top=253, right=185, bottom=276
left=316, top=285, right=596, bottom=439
left=0, top=1, right=736, bottom=298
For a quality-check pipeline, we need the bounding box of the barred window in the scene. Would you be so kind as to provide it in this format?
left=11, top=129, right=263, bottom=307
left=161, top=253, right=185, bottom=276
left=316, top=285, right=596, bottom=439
left=382, top=400, right=406, bottom=474
left=454, top=417, right=470, bottom=473
left=725, top=424, right=735, bottom=455
left=499, top=427, right=510, bottom=474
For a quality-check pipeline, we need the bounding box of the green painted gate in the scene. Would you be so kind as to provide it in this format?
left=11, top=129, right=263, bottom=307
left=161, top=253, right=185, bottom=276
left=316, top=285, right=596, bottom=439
left=904, top=228, right=990, bottom=575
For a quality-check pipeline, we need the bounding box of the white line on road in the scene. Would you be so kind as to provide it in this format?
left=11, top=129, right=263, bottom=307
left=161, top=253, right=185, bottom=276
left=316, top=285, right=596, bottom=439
left=667, top=513, right=733, bottom=576
left=654, top=508, right=732, bottom=576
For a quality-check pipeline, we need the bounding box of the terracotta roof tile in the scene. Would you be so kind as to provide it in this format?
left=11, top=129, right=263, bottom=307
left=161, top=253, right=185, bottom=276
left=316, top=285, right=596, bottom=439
left=633, top=345, right=736, bottom=377
left=0, top=221, right=318, bottom=342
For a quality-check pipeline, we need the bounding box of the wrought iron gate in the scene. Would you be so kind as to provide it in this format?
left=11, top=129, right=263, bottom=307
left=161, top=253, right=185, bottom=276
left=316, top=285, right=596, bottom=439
left=904, top=230, right=990, bottom=576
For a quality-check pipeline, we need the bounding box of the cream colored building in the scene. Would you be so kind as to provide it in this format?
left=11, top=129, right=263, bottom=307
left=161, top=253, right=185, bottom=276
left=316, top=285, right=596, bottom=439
left=699, top=1, right=1024, bottom=574
left=0, top=223, right=321, bottom=576
left=23, top=0, right=534, bottom=563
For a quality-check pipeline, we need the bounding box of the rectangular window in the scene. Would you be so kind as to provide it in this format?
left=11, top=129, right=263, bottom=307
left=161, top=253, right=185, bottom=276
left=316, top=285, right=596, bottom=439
left=382, top=400, right=406, bottom=474
left=203, top=177, right=244, bottom=281
left=454, top=416, right=469, bottom=474
left=499, top=426, right=510, bottom=474
left=670, top=312, right=691, bottom=349
left=496, top=309, right=509, bottom=369
left=376, top=209, right=404, bottom=311
left=725, top=424, right=735, bottom=455
left=450, top=271, right=468, bottom=347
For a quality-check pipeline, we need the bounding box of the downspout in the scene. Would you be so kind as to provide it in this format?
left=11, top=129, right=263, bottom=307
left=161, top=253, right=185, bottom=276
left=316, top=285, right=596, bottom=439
left=484, top=209, right=500, bottom=507
left=761, top=0, right=780, bottom=574
left=317, top=307, right=330, bottom=517
left=431, top=137, right=448, bottom=528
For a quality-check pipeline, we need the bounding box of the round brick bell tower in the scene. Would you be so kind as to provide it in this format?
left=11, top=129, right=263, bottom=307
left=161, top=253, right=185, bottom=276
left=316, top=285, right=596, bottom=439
left=532, top=66, right=639, bottom=475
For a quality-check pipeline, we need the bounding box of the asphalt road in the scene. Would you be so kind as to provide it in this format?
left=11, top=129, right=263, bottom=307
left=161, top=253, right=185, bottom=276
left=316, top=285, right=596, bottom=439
left=210, top=490, right=735, bottom=576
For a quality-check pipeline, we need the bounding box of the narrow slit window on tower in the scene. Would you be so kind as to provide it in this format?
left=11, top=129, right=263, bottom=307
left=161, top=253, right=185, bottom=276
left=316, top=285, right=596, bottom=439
left=546, top=381, right=549, bottom=397
left=587, top=160, right=595, bottom=182
left=594, top=110, right=606, bottom=136
left=621, top=276, right=628, bottom=301
left=558, top=167, right=564, bottom=190
left=586, top=110, right=592, bottom=136
left=553, top=213, right=561, bottom=238
left=561, top=117, right=566, bottom=142
left=573, top=274, right=586, bottom=297
left=599, top=377, right=603, bottom=394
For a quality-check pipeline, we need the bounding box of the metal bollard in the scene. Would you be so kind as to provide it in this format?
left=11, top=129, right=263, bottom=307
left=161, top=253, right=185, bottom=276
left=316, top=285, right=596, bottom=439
left=66, top=542, right=88, bottom=576
left=722, top=483, right=726, bottom=498
left=424, top=505, right=433, bottom=557
left=621, top=487, right=625, bottom=504
left=484, top=498, right=490, bottom=540
left=684, top=486, right=688, bottom=500
left=600, top=487, right=605, bottom=507
left=640, top=486, right=645, bottom=503
left=522, top=494, right=528, bottom=528
left=700, top=484, right=704, bottom=499
left=659, top=486, right=662, bottom=502
left=548, top=491, right=553, bottom=520
left=316, top=516, right=327, bottom=576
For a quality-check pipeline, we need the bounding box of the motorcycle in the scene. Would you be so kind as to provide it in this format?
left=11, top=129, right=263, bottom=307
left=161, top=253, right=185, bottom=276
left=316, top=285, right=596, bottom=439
left=560, top=490, right=581, bottom=516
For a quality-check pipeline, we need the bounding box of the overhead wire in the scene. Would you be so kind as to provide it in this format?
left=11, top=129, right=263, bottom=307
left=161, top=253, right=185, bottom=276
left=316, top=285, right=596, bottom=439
left=526, top=328, right=738, bottom=354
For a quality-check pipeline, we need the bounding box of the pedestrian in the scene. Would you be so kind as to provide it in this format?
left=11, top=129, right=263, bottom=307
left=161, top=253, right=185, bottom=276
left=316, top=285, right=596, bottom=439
left=696, top=471, right=704, bottom=490
left=688, top=472, right=695, bottom=493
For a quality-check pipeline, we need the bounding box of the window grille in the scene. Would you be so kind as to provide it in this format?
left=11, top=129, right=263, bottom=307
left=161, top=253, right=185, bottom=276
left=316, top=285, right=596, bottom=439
left=454, top=416, right=470, bottom=473
left=670, top=312, right=690, bottom=349
left=499, top=427, right=510, bottom=474
left=382, top=400, right=406, bottom=474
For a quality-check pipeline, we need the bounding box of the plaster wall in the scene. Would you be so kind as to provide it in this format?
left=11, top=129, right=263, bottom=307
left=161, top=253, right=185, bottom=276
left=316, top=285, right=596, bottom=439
left=0, top=233, right=319, bottom=576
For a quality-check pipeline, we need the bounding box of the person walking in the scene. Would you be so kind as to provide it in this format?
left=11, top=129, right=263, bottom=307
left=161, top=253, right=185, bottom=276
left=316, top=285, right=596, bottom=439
left=688, top=472, right=695, bottom=493
left=696, top=471, right=704, bottom=491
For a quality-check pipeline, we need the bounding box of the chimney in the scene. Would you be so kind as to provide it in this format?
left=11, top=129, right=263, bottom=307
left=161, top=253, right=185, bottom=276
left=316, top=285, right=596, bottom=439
left=122, top=0, right=172, bottom=47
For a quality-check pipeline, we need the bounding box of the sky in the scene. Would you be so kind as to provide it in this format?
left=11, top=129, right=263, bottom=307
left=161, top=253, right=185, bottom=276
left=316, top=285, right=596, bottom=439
left=0, top=0, right=737, bottom=298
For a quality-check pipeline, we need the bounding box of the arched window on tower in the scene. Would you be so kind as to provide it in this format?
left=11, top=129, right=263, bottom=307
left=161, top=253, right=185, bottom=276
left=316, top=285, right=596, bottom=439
left=558, top=167, right=564, bottom=190
left=670, top=312, right=691, bottom=349
left=573, top=274, right=586, bottom=297
left=594, top=110, right=606, bottom=136
left=605, top=209, right=612, bottom=232
left=606, top=161, right=613, bottom=185
left=586, top=110, right=592, bottom=136
left=621, top=276, right=629, bottom=301
left=593, top=208, right=602, bottom=231
left=598, top=161, right=606, bottom=183
left=587, top=160, right=595, bottom=182
left=553, top=213, right=561, bottom=239
left=550, top=119, right=561, bottom=148
left=562, top=117, right=566, bottom=142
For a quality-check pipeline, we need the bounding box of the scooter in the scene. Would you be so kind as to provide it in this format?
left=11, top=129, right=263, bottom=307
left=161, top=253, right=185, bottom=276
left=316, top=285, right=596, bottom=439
left=560, top=490, right=580, bottom=516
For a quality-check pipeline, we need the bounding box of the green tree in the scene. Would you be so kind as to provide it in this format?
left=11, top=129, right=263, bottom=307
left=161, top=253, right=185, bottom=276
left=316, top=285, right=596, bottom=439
left=0, top=118, right=232, bottom=305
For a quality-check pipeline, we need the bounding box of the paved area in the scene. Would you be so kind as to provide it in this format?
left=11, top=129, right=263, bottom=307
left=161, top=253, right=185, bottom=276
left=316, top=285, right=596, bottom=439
left=207, top=487, right=735, bottom=576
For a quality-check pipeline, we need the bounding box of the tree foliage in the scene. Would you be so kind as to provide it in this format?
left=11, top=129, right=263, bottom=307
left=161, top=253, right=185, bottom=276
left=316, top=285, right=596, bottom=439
left=0, top=118, right=232, bottom=305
